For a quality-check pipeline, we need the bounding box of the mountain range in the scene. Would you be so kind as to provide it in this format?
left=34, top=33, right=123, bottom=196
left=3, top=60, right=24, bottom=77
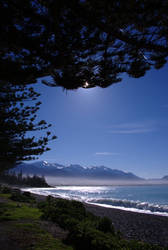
left=162, top=175, right=168, bottom=180
left=13, top=161, right=143, bottom=180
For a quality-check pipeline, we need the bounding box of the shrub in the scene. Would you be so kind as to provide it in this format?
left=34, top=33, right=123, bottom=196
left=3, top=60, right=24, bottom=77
left=1, top=186, right=11, bottom=194
left=97, top=216, right=114, bottom=234
left=38, top=197, right=165, bottom=250
left=39, top=198, right=87, bottom=226
left=10, top=191, right=35, bottom=202
left=66, top=220, right=119, bottom=250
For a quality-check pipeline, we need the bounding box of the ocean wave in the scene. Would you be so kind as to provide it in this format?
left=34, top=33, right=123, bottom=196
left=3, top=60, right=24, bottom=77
left=22, top=187, right=87, bottom=201
left=22, top=187, right=168, bottom=216
left=86, top=198, right=168, bottom=213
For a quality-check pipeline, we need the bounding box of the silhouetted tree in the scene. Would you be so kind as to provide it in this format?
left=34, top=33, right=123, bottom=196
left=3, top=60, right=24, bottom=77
left=1, top=0, right=168, bottom=171
left=0, top=82, right=56, bottom=172
left=0, top=0, right=168, bottom=89
left=0, top=171, right=49, bottom=187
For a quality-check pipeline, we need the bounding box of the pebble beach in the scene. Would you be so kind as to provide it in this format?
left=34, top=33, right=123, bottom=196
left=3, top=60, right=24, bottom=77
left=84, top=203, right=168, bottom=247
left=31, top=192, right=168, bottom=247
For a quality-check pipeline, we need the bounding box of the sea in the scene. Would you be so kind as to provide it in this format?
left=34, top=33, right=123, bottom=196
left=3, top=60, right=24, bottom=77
left=23, top=185, right=168, bottom=216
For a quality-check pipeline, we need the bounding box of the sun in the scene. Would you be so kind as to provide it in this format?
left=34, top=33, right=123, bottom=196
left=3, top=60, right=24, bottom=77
left=83, top=81, right=89, bottom=88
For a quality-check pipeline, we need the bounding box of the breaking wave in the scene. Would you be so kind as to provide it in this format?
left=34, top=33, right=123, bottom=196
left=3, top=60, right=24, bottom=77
left=23, top=186, right=168, bottom=216
left=86, top=197, right=168, bottom=215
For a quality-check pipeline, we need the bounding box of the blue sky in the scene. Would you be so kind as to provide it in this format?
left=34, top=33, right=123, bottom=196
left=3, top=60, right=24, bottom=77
left=32, top=65, right=168, bottom=178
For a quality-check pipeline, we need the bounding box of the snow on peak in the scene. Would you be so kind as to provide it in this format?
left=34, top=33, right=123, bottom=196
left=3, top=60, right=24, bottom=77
left=43, top=161, right=48, bottom=165
left=57, top=166, right=64, bottom=169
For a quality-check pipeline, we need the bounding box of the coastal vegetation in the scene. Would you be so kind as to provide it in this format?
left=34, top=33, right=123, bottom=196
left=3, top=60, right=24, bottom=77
left=0, top=171, right=50, bottom=187
left=0, top=186, right=166, bottom=250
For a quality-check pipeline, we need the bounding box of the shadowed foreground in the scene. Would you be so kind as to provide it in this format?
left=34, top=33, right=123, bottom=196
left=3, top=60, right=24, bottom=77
left=85, top=203, right=168, bottom=247
left=0, top=186, right=167, bottom=249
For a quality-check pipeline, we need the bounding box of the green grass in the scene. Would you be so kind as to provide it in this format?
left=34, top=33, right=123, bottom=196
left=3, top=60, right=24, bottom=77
left=10, top=222, right=73, bottom=250
left=34, top=233, right=73, bottom=250
left=9, top=204, right=42, bottom=220
left=0, top=188, right=73, bottom=249
left=0, top=202, right=42, bottom=221
left=0, top=193, right=11, bottom=198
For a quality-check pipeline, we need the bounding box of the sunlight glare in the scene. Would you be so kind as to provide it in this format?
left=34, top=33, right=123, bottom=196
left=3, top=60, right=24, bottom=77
left=83, top=81, right=89, bottom=88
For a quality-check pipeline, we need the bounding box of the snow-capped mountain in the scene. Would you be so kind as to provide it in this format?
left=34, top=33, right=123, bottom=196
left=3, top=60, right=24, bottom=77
left=12, top=161, right=143, bottom=180
left=162, top=175, right=168, bottom=181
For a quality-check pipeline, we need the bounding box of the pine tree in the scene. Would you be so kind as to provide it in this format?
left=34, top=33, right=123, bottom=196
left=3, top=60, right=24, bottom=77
left=0, top=0, right=168, bottom=89
left=1, top=0, right=168, bottom=171
left=0, top=82, right=56, bottom=172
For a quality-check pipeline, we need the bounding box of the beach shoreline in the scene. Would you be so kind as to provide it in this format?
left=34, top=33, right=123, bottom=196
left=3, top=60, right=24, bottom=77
left=26, top=191, right=168, bottom=247
left=84, top=202, right=168, bottom=247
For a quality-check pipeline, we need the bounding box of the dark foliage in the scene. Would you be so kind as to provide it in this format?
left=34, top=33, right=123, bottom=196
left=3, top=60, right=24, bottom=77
left=1, top=0, right=168, bottom=172
left=39, top=197, right=90, bottom=229
left=10, top=190, right=35, bottom=203
left=97, top=216, right=114, bottom=234
left=0, top=171, right=50, bottom=187
left=0, top=83, right=57, bottom=172
left=0, top=0, right=168, bottom=90
left=0, top=185, right=11, bottom=194
left=0, top=185, right=35, bottom=202
left=38, top=197, right=164, bottom=250
left=1, top=1, right=168, bottom=172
